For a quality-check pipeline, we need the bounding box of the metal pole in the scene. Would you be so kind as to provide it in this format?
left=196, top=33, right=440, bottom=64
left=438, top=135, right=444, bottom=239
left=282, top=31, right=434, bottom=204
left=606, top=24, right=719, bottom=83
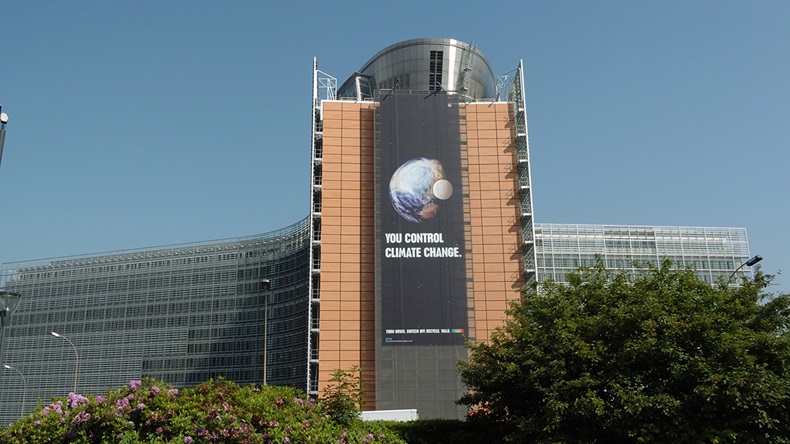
left=51, top=331, right=79, bottom=393
left=0, top=107, right=15, bottom=391
left=0, top=123, right=6, bottom=168
left=728, top=255, right=763, bottom=284
left=4, top=364, right=27, bottom=418
left=0, top=106, right=8, bottom=168
left=261, top=279, right=270, bottom=386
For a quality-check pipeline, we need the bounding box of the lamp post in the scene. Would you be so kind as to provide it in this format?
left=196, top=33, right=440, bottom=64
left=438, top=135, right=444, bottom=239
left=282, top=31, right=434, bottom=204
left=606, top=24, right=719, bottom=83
left=261, top=278, right=270, bottom=386
left=50, top=331, right=79, bottom=393
left=0, top=105, right=8, bottom=168
left=0, top=105, right=19, bottom=387
left=728, top=255, right=763, bottom=284
left=3, top=364, right=27, bottom=418
left=0, top=290, right=22, bottom=386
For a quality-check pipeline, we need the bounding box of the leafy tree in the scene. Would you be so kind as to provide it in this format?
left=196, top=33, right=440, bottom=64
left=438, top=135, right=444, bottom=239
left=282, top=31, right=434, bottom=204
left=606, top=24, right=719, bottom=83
left=459, top=260, right=790, bottom=443
left=322, top=366, right=366, bottom=425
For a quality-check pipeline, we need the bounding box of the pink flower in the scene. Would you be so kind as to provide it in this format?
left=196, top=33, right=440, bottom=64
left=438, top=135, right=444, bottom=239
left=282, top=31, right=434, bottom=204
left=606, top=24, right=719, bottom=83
left=49, top=401, right=64, bottom=415
left=71, top=411, right=91, bottom=425
left=129, top=380, right=142, bottom=391
left=149, top=386, right=161, bottom=396
left=184, top=437, right=193, bottom=443
left=68, top=392, right=89, bottom=408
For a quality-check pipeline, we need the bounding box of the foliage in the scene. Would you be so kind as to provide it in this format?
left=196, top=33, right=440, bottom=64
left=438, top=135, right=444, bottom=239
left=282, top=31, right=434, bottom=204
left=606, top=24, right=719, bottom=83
left=0, top=378, right=403, bottom=443
left=322, top=366, right=366, bottom=425
left=384, top=418, right=505, bottom=444
left=459, top=260, right=790, bottom=443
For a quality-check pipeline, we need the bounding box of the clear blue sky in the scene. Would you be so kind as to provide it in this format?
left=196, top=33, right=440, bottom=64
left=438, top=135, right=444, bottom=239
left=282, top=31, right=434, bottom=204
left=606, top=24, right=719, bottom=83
left=1, top=1, right=788, bottom=292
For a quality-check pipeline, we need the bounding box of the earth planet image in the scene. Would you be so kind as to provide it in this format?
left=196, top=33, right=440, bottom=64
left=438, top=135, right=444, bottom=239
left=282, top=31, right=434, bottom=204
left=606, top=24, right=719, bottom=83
left=389, top=157, right=453, bottom=223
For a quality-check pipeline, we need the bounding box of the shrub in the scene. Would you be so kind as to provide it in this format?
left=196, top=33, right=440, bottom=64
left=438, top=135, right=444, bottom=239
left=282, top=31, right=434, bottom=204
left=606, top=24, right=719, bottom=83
left=322, top=366, right=365, bottom=425
left=1, top=378, right=403, bottom=443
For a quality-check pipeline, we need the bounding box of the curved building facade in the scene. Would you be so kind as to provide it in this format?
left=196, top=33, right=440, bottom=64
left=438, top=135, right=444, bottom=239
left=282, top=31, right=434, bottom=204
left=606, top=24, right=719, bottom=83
left=0, top=219, right=311, bottom=425
left=337, top=38, right=497, bottom=101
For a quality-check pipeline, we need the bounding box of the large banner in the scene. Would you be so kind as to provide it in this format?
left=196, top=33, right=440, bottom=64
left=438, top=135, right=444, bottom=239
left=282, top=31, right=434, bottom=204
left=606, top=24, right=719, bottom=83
left=378, top=93, right=468, bottom=346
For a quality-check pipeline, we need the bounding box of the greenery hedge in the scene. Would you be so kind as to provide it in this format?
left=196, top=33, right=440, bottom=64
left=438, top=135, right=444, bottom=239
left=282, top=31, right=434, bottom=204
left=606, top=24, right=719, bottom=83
left=0, top=378, right=403, bottom=443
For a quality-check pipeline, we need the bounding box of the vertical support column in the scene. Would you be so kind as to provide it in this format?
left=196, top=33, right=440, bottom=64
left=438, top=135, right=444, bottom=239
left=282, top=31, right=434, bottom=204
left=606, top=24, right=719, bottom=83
left=512, top=60, right=537, bottom=287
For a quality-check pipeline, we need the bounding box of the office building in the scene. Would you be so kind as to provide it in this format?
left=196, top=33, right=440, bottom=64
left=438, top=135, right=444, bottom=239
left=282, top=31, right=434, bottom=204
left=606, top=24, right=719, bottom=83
left=0, top=39, right=758, bottom=423
left=308, top=38, right=537, bottom=418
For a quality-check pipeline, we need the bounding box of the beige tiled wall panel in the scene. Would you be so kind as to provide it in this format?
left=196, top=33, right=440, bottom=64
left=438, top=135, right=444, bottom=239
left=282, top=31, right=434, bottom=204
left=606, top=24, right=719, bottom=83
left=465, top=102, right=525, bottom=343
left=317, top=101, right=377, bottom=408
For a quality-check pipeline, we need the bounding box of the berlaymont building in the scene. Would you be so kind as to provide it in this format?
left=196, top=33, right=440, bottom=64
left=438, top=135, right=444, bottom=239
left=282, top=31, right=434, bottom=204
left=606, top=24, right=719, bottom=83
left=0, top=39, right=756, bottom=423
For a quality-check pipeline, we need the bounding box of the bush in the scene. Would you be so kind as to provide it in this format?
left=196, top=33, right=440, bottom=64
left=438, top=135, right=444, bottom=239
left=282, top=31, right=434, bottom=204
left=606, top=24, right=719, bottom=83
left=385, top=418, right=505, bottom=444
left=322, top=366, right=365, bottom=425
left=1, top=378, right=403, bottom=443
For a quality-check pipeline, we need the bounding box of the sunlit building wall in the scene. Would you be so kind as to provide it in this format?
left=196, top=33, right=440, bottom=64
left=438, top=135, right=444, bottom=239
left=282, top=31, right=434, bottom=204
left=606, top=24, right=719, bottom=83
left=309, top=38, right=536, bottom=418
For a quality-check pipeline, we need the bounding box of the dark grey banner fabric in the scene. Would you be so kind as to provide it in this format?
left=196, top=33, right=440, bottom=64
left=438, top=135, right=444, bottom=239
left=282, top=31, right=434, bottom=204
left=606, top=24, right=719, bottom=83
left=377, top=93, right=468, bottom=346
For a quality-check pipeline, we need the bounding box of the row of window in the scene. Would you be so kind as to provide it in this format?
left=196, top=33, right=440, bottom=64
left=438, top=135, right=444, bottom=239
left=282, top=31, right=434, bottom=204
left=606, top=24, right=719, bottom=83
left=536, top=255, right=742, bottom=271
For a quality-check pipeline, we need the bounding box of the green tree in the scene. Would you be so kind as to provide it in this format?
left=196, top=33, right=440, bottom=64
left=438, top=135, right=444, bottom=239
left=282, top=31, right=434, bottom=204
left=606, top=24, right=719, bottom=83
left=459, top=261, right=790, bottom=443
left=322, top=365, right=366, bottom=425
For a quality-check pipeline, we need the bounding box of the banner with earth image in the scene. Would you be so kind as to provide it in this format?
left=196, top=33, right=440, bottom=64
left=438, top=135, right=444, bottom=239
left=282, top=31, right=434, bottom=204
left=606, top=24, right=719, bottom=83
left=377, top=92, right=468, bottom=346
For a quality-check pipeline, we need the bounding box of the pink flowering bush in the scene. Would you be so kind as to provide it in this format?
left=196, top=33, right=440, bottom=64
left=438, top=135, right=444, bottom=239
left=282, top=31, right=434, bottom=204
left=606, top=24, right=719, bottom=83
left=0, top=378, right=403, bottom=443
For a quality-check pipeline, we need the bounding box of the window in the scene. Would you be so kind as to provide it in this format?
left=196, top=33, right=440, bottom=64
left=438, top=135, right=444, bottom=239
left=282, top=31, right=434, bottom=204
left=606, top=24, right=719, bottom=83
left=429, top=51, right=443, bottom=91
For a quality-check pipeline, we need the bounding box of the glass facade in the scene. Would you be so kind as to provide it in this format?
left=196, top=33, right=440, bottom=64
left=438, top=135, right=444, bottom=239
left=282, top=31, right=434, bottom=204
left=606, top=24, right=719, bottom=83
left=536, top=224, right=754, bottom=283
left=0, top=218, right=311, bottom=425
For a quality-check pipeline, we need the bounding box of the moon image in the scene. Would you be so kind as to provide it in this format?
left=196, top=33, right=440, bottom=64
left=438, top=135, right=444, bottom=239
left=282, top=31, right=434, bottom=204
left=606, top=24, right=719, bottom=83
left=433, top=179, right=453, bottom=200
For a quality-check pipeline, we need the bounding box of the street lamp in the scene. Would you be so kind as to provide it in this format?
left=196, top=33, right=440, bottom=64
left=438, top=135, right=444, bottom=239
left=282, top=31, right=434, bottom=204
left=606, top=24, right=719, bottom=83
left=0, top=104, right=8, bottom=168
left=261, top=279, right=271, bottom=386
left=3, top=364, right=27, bottom=418
left=50, top=331, right=79, bottom=393
left=728, top=255, right=763, bottom=284
left=0, top=290, right=22, bottom=385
